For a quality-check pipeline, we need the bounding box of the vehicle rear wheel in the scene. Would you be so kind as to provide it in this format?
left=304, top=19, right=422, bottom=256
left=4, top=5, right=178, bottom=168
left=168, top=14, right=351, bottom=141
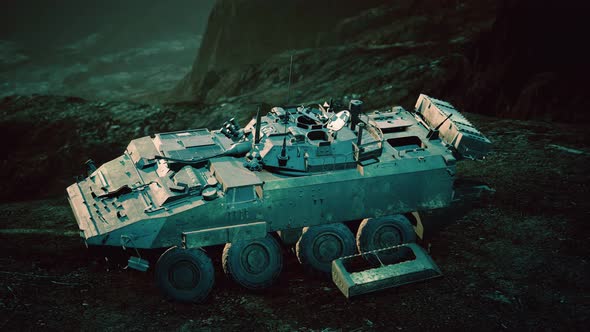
left=155, top=246, right=214, bottom=303
left=296, top=223, right=356, bottom=274
left=356, top=215, right=416, bottom=263
left=222, top=234, right=283, bottom=290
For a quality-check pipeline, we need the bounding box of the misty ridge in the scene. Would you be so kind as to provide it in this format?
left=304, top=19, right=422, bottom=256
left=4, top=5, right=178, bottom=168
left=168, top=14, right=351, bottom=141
left=0, top=0, right=215, bottom=100
left=1, top=0, right=588, bottom=123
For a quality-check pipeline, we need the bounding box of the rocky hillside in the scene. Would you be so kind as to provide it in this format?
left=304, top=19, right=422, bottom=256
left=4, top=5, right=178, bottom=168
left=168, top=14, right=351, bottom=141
left=0, top=0, right=215, bottom=100
left=448, top=0, right=590, bottom=122
left=174, top=0, right=588, bottom=122
left=176, top=0, right=388, bottom=97
left=0, top=95, right=249, bottom=201
left=1, top=100, right=589, bottom=330
left=3, top=0, right=588, bottom=201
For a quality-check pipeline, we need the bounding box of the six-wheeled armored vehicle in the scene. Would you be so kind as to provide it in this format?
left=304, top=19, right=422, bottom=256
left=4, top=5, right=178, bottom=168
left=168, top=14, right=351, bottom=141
left=67, top=94, right=490, bottom=302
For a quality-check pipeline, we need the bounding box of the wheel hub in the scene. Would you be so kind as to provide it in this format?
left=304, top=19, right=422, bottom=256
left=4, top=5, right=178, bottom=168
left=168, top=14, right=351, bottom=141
left=169, top=260, right=201, bottom=290
left=241, top=243, right=270, bottom=274
left=313, top=232, right=344, bottom=263
left=374, top=225, right=402, bottom=248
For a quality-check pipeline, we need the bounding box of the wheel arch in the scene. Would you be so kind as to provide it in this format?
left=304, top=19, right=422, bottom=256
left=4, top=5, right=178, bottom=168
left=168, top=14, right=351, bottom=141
left=404, top=211, right=424, bottom=240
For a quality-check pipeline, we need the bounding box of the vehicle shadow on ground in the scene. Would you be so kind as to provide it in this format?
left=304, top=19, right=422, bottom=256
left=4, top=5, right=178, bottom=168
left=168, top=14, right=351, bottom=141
left=421, top=178, right=495, bottom=241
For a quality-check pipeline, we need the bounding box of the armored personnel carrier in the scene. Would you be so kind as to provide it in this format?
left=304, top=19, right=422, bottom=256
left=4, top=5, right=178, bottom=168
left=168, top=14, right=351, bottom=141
left=67, top=94, right=490, bottom=302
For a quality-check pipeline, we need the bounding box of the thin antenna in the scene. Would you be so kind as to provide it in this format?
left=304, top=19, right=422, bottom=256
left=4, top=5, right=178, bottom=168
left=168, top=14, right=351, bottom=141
left=254, top=105, right=261, bottom=144
left=427, top=112, right=453, bottom=140
left=278, top=107, right=289, bottom=167
left=434, top=112, right=453, bottom=131
left=286, top=53, right=294, bottom=104
left=278, top=135, right=289, bottom=166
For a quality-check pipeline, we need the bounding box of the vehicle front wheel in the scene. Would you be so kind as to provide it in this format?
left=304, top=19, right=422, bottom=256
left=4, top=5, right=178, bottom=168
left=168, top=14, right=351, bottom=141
left=155, top=246, right=215, bottom=303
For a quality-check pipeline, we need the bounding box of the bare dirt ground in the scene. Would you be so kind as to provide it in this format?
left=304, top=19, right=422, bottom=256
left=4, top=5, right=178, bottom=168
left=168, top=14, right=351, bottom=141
left=1, top=113, right=589, bottom=331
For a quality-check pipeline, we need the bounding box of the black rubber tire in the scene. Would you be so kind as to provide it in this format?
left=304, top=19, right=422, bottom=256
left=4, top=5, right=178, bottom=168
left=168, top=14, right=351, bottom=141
left=222, top=234, right=283, bottom=290
left=155, top=246, right=214, bottom=303
left=296, top=223, right=356, bottom=274
left=356, top=215, right=416, bottom=264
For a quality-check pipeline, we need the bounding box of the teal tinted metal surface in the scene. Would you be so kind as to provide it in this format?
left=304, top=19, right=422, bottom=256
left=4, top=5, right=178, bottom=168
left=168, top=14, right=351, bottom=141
left=66, top=95, right=489, bottom=301
left=332, top=243, right=443, bottom=298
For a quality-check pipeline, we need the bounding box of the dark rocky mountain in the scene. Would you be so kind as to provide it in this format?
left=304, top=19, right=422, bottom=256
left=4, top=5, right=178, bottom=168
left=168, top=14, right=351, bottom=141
left=2, top=0, right=587, bottom=202
left=0, top=0, right=215, bottom=52
left=175, top=0, right=589, bottom=122
left=448, top=0, right=590, bottom=122
left=176, top=0, right=388, bottom=97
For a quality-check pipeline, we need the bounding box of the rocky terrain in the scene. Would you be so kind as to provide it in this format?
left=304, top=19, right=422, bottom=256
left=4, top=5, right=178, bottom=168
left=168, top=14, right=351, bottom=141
left=174, top=0, right=499, bottom=109
left=175, top=0, right=589, bottom=122
left=1, top=110, right=588, bottom=330
left=1, top=0, right=589, bottom=330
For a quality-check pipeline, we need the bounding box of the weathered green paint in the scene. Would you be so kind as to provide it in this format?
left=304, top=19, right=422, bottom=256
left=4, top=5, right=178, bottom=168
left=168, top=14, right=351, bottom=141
left=183, top=221, right=267, bottom=248
left=67, top=95, right=489, bottom=252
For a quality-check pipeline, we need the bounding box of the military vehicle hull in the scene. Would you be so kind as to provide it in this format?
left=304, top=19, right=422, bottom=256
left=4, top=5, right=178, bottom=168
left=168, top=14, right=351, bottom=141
left=67, top=94, right=489, bottom=302
left=68, top=154, right=453, bottom=249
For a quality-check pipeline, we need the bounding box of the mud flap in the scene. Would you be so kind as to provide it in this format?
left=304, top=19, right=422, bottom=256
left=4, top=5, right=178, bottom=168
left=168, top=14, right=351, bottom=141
left=410, top=211, right=424, bottom=240
left=331, top=243, right=442, bottom=298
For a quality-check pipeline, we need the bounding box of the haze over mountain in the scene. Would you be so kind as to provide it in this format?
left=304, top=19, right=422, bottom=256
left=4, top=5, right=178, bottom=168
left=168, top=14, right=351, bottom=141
left=2, top=0, right=587, bottom=121
left=0, top=0, right=215, bottom=100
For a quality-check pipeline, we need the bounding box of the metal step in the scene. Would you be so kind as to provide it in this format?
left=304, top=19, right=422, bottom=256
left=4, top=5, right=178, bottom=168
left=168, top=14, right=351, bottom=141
left=331, top=243, right=442, bottom=298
